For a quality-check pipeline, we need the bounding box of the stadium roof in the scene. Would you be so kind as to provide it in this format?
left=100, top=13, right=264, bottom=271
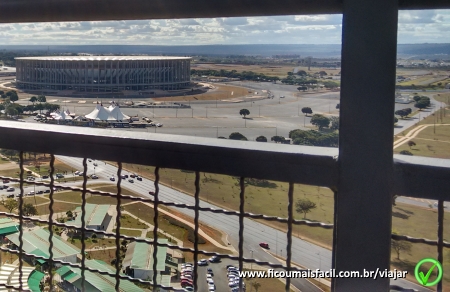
left=7, top=228, right=80, bottom=260
left=66, top=203, right=111, bottom=227
left=15, top=56, right=191, bottom=61
left=0, top=264, right=39, bottom=292
left=56, top=260, right=143, bottom=292
left=123, top=239, right=168, bottom=271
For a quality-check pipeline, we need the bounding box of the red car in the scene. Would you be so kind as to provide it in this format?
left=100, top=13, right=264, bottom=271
left=259, top=242, right=269, bottom=249
left=149, top=191, right=155, bottom=196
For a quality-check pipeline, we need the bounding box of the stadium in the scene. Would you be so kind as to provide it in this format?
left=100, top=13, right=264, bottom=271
left=15, top=56, right=191, bottom=92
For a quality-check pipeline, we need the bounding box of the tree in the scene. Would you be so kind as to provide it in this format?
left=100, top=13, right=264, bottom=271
left=271, top=136, right=286, bottom=143
left=252, top=281, right=261, bottom=292
left=239, top=109, right=250, bottom=118
left=399, top=150, right=413, bottom=156
left=66, top=210, right=73, bottom=218
left=29, top=96, right=37, bottom=104
left=301, top=107, right=313, bottom=116
left=256, top=136, right=267, bottom=142
left=407, top=141, right=416, bottom=149
left=296, top=70, right=307, bottom=76
left=318, top=70, right=327, bottom=76
left=403, top=108, right=412, bottom=115
left=5, top=107, right=18, bottom=117
left=414, top=100, right=428, bottom=111
left=391, top=240, right=412, bottom=260
left=322, top=81, right=339, bottom=89
left=229, top=132, right=248, bottom=141
left=310, top=114, right=330, bottom=130
left=295, top=199, right=317, bottom=219
left=329, top=116, right=339, bottom=130
left=23, top=203, right=38, bottom=216
left=8, top=91, right=18, bottom=103
left=394, top=109, right=409, bottom=119
left=3, top=198, right=18, bottom=213
left=413, top=95, right=421, bottom=102
left=297, top=86, right=308, bottom=92
left=37, top=95, right=46, bottom=103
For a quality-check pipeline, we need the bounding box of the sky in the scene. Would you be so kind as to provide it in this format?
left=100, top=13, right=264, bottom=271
left=0, top=10, right=448, bottom=45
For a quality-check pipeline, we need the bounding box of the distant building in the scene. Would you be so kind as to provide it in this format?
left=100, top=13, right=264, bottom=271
left=0, top=218, right=19, bottom=240
left=123, top=239, right=177, bottom=286
left=7, top=228, right=80, bottom=266
left=56, top=259, right=143, bottom=292
left=66, top=203, right=112, bottom=233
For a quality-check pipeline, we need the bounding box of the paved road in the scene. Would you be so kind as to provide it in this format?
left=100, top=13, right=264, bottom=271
left=55, top=156, right=428, bottom=291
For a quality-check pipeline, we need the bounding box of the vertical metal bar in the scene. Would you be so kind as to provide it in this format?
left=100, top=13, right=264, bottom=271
left=193, top=171, right=200, bottom=292
left=285, top=182, right=294, bottom=292
left=334, top=0, right=398, bottom=290
left=437, top=200, right=444, bottom=292
left=48, top=155, right=56, bottom=291
left=239, top=177, right=245, bottom=291
left=115, top=162, right=123, bottom=291
left=18, top=152, right=24, bottom=291
left=80, top=158, right=88, bottom=292
left=152, top=167, right=160, bottom=290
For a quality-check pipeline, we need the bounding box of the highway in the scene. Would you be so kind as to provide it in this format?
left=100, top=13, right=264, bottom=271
left=54, top=155, right=428, bottom=291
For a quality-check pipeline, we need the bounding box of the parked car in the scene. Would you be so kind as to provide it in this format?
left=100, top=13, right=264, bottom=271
left=197, top=259, right=208, bottom=266
left=93, top=163, right=98, bottom=166
left=91, top=174, right=99, bottom=179
left=149, top=191, right=155, bottom=196
left=207, top=268, right=213, bottom=275
left=259, top=242, right=269, bottom=249
left=130, top=174, right=136, bottom=178
left=42, top=175, right=49, bottom=179
left=156, top=123, right=163, bottom=127
left=136, top=176, right=142, bottom=181
left=6, top=194, right=14, bottom=198
left=110, top=176, right=115, bottom=181
left=128, top=179, right=134, bottom=183
left=7, top=187, right=14, bottom=192
left=44, top=189, right=50, bottom=193
left=36, top=190, right=44, bottom=194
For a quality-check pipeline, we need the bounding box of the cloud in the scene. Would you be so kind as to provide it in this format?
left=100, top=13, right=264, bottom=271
left=0, top=10, right=448, bottom=45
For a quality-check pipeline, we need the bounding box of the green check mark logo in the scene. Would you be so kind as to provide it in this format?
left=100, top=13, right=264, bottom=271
left=415, top=258, right=443, bottom=287
left=418, top=262, right=436, bottom=285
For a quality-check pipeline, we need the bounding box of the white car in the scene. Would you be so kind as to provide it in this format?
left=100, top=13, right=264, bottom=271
left=156, top=123, right=163, bottom=127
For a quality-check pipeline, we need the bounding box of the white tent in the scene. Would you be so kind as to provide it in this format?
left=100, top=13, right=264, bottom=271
left=85, top=103, right=116, bottom=121
left=108, top=105, right=130, bottom=121
left=54, top=110, right=73, bottom=120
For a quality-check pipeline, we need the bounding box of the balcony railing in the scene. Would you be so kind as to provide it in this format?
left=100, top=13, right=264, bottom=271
left=0, top=121, right=448, bottom=291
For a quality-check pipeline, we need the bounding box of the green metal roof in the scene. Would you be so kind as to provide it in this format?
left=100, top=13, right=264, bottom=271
left=7, top=228, right=80, bottom=259
left=58, top=259, right=143, bottom=292
left=129, top=239, right=168, bottom=271
left=27, top=270, right=45, bottom=292
left=0, top=218, right=19, bottom=235
left=31, top=249, right=48, bottom=264
left=160, top=275, right=171, bottom=287
left=67, top=204, right=110, bottom=227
